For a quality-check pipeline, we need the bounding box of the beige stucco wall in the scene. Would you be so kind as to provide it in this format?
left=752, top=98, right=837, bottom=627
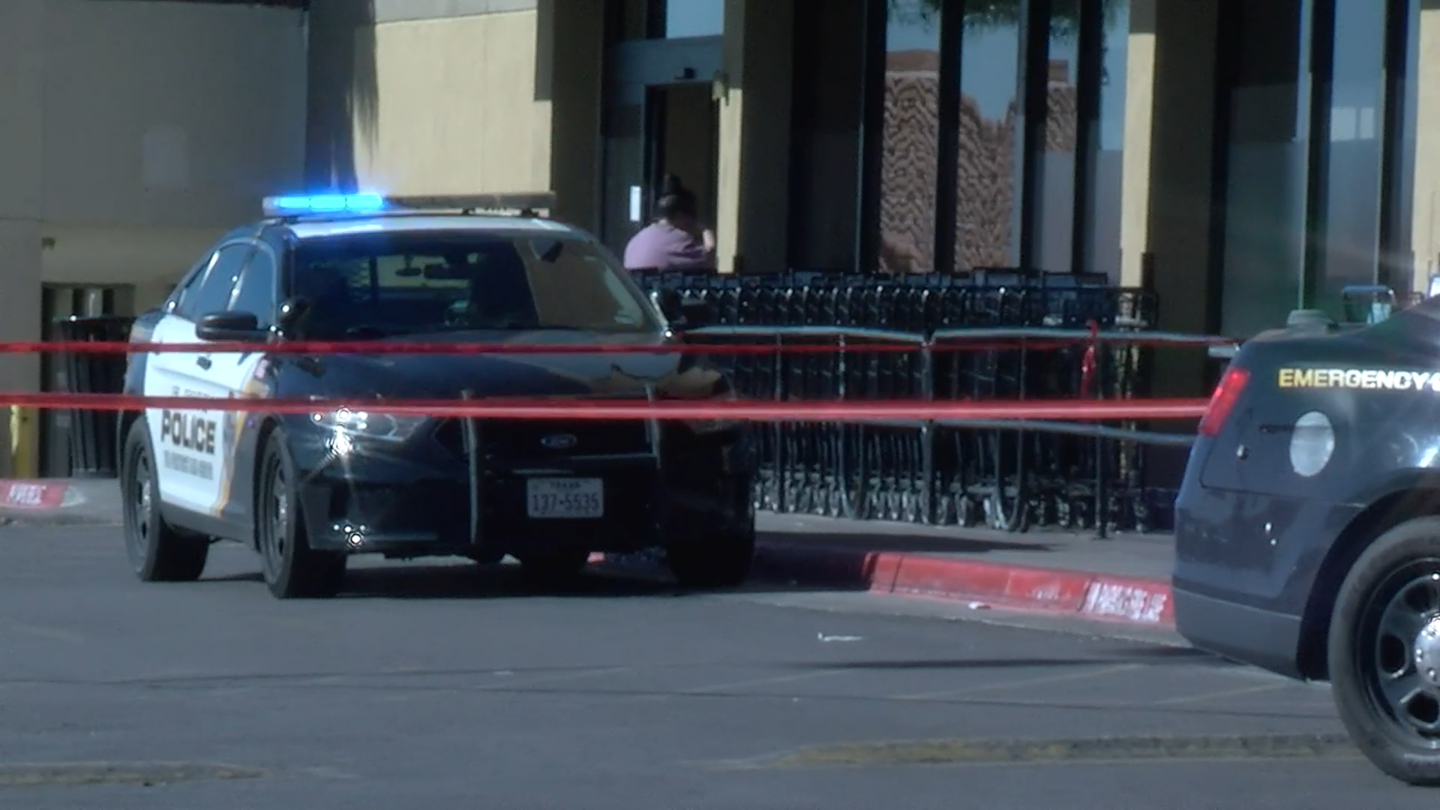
left=0, top=0, right=310, bottom=475
left=345, top=10, right=553, bottom=197
left=1144, top=0, right=1218, bottom=393
left=27, top=0, right=307, bottom=292
left=715, top=0, right=794, bottom=274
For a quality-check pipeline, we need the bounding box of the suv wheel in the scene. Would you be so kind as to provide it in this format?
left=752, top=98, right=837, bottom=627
left=1330, top=516, right=1440, bottom=786
left=121, top=418, right=209, bottom=582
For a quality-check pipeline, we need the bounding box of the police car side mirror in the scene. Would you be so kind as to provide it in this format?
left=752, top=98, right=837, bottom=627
left=196, top=311, right=266, bottom=343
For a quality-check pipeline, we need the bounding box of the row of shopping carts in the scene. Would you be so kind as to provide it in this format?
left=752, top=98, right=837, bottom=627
left=635, top=269, right=1183, bottom=534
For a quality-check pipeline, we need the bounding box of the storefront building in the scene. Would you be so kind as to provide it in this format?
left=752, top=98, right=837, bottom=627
left=0, top=0, right=1437, bottom=475
left=309, top=0, right=1440, bottom=350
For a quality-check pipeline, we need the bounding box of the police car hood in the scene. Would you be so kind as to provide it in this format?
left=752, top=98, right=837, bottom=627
left=309, top=329, right=721, bottom=400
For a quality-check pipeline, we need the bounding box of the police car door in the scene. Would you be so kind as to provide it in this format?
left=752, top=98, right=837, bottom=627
left=206, top=242, right=280, bottom=521
left=145, top=242, right=255, bottom=516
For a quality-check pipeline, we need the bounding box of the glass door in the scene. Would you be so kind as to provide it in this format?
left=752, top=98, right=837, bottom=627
left=600, top=36, right=722, bottom=255
left=600, top=84, right=655, bottom=254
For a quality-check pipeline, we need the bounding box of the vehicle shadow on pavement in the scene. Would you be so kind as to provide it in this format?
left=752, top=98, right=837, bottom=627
left=759, top=529, right=1058, bottom=556
left=203, top=560, right=877, bottom=600
left=291, top=563, right=700, bottom=601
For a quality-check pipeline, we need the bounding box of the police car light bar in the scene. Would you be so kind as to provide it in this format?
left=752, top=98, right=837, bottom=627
left=262, top=191, right=557, bottom=219
left=386, top=192, right=557, bottom=217
left=263, top=193, right=386, bottom=217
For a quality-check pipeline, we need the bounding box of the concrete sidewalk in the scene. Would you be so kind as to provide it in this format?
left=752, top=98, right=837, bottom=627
left=0, top=477, right=1177, bottom=632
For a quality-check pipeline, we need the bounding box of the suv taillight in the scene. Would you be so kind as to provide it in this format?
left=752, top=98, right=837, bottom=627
left=1198, top=367, right=1249, bottom=437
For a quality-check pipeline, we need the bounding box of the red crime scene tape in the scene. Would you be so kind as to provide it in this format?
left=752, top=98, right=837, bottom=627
left=0, top=393, right=1211, bottom=423
left=0, top=340, right=1067, bottom=356
left=0, top=336, right=1229, bottom=357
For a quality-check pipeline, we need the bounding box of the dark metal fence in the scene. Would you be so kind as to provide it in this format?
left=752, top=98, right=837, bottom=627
left=635, top=269, right=1196, bottom=535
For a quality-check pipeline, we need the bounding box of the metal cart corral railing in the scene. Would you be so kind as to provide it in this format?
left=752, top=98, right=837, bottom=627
left=636, top=270, right=1216, bottom=535
left=50, top=271, right=1223, bottom=535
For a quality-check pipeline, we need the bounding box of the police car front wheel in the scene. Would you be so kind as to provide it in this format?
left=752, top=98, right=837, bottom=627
left=121, top=419, right=209, bottom=583
left=1330, top=516, right=1440, bottom=786
left=256, top=430, right=346, bottom=600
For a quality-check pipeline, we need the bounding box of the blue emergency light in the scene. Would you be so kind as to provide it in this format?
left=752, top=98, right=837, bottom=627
left=263, top=192, right=386, bottom=217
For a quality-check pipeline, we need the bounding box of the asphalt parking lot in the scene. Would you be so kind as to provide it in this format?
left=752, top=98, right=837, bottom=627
left=0, top=523, right=1431, bottom=809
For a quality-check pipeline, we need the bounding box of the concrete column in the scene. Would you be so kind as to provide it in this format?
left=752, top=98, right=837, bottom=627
left=1118, top=0, right=1156, bottom=287
left=714, top=0, right=795, bottom=274
left=0, top=0, right=46, bottom=478
left=303, top=0, right=377, bottom=192
left=1142, top=0, right=1219, bottom=397
left=540, top=0, right=605, bottom=233
left=1411, top=0, right=1440, bottom=294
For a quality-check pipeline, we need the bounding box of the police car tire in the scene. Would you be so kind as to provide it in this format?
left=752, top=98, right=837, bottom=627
left=257, top=432, right=346, bottom=600
left=1329, top=517, right=1440, bottom=786
left=122, top=419, right=209, bottom=583
left=517, top=549, right=592, bottom=585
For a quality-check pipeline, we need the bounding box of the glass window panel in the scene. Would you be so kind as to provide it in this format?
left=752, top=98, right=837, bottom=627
left=787, top=0, right=866, bottom=271
left=1315, top=0, right=1387, bottom=312
left=617, top=0, right=724, bottom=41
left=1089, top=0, right=1128, bottom=281
left=1218, top=0, right=1311, bottom=338
left=665, top=0, right=724, bottom=38
left=1038, top=8, right=1080, bottom=274
left=878, top=0, right=942, bottom=274
left=955, top=6, right=1023, bottom=271
left=601, top=97, right=646, bottom=255
left=228, top=251, right=276, bottom=328
left=1393, top=0, right=1420, bottom=296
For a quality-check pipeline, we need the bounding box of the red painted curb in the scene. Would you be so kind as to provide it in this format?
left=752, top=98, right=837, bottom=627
left=752, top=543, right=1173, bottom=627
left=0, top=480, right=77, bottom=511
left=858, top=550, right=1174, bottom=627
left=594, top=542, right=1174, bottom=629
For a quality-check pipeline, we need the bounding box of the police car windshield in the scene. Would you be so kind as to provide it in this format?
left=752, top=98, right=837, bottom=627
left=289, top=233, right=658, bottom=339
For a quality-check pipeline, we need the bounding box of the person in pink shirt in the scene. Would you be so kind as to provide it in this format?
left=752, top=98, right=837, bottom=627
left=623, top=175, right=717, bottom=271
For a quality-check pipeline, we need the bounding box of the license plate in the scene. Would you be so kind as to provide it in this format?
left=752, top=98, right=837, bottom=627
left=526, top=478, right=604, bottom=519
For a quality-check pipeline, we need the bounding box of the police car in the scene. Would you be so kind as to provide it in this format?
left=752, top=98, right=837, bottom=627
left=118, top=192, right=757, bottom=600
left=1174, top=297, right=1440, bottom=785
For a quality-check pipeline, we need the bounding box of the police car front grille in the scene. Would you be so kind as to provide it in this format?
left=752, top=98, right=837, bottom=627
left=433, top=418, right=652, bottom=461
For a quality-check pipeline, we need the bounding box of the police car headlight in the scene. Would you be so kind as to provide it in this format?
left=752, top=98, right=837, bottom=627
left=1289, top=410, right=1335, bottom=477
left=310, top=408, right=427, bottom=443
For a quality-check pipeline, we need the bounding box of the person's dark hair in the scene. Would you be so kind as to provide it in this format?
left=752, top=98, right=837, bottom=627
left=654, top=174, right=698, bottom=220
